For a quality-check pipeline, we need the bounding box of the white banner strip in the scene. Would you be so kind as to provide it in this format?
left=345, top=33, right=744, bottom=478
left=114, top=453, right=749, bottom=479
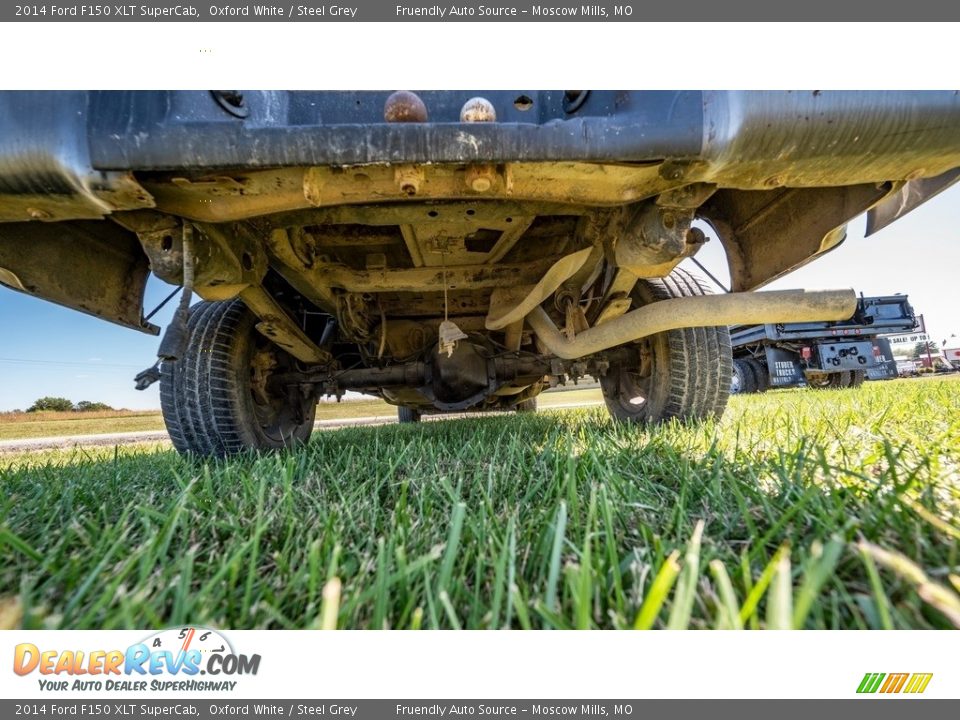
left=0, top=23, right=959, bottom=90
left=1, top=630, right=954, bottom=699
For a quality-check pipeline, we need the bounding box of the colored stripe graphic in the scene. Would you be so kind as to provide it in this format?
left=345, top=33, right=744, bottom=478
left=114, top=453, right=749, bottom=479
left=857, top=672, right=932, bottom=694
left=881, top=673, right=909, bottom=693
left=904, top=674, right=933, bottom=694
left=857, top=673, right=885, bottom=693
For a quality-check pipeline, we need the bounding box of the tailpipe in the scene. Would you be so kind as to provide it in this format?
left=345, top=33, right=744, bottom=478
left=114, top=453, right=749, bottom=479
left=527, top=288, right=857, bottom=360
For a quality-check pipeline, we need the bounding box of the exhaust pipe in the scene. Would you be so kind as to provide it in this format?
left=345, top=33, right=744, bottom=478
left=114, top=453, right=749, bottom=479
left=527, top=288, right=857, bottom=360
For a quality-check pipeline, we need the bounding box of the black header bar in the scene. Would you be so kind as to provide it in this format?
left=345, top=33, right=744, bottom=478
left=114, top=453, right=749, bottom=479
left=5, top=0, right=959, bottom=21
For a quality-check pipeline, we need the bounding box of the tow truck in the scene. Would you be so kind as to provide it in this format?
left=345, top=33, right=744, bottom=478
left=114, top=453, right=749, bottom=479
left=730, top=295, right=918, bottom=392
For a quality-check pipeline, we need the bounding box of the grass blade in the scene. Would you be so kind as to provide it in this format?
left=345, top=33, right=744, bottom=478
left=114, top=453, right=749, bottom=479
left=858, top=544, right=894, bottom=630
left=859, top=541, right=960, bottom=628
left=709, top=560, right=743, bottom=630
left=437, top=502, right=466, bottom=595
left=438, top=591, right=462, bottom=630
left=318, top=577, right=341, bottom=630
left=667, top=520, right=704, bottom=629
left=766, top=549, right=793, bottom=630
left=792, top=538, right=843, bottom=628
left=634, top=550, right=681, bottom=630
left=545, top=502, right=568, bottom=613
left=739, top=545, right=789, bottom=625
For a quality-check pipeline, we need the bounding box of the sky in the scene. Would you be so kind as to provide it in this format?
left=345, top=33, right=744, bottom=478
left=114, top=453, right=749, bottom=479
left=1, top=185, right=958, bottom=412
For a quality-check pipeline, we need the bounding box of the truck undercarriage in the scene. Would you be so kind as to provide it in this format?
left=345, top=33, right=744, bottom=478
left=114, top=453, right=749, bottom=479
left=1, top=90, right=958, bottom=455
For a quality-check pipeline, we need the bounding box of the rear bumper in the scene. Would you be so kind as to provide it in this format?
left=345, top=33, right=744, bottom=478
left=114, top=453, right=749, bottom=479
left=90, top=90, right=960, bottom=173
left=0, top=90, right=959, bottom=222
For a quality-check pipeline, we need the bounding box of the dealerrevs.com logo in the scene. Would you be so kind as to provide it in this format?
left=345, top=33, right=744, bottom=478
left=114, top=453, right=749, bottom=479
left=13, top=627, right=260, bottom=692
left=857, top=673, right=933, bottom=694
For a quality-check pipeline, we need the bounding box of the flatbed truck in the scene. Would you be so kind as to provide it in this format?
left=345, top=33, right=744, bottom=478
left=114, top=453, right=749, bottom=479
left=730, top=295, right=917, bottom=393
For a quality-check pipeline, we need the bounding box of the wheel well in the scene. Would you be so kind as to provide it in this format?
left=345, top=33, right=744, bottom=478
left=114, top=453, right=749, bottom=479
left=0, top=219, right=157, bottom=334
left=697, top=184, right=894, bottom=291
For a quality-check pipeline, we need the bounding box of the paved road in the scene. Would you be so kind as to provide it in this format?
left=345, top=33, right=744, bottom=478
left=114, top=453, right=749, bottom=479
left=0, top=401, right=602, bottom=453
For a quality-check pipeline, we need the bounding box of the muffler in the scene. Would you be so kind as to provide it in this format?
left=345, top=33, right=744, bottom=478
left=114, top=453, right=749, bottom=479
left=526, top=288, right=857, bottom=360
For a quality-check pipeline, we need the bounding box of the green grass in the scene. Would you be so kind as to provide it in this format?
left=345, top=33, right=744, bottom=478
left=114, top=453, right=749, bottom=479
left=1, top=377, right=958, bottom=629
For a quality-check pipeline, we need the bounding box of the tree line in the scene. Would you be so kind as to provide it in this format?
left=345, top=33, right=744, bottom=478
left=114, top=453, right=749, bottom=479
left=23, top=397, right=114, bottom=413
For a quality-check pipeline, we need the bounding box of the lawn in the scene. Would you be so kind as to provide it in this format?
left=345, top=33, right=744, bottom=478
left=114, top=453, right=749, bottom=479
left=0, top=377, right=958, bottom=629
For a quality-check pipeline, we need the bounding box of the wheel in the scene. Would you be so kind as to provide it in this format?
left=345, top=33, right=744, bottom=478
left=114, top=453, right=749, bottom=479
left=830, top=370, right=855, bottom=388
left=397, top=406, right=421, bottom=423
left=599, top=268, right=733, bottom=423
left=745, top=357, right=770, bottom=392
left=747, top=358, right=770, bottom=392
left=849, top=369, right=866, bottom=388
left=808, top=371, right=851, bottom=389
left=160, top=299, right=316, bottom=456
left=516, top=397, right=538, bottom=413
left=731, top=358, right=757, bottom=395
left=830, top=371, right=852, bottom=388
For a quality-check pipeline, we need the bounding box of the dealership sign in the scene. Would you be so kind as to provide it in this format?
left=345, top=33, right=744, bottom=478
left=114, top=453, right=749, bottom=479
left=887, top=332, right=930, bottom=345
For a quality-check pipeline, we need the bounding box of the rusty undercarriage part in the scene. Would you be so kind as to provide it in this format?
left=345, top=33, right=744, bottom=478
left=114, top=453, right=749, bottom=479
left=613, top=185, right=714, bottom=279
left=277, top=345, right=629, bottom=411
left=525, top=288, right=857, bottom=360
left=239, top=286, right=332, bottom=364
left=0, top=219, right=157, bottom=333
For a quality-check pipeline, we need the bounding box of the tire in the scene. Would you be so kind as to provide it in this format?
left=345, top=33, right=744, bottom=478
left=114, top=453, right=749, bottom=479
left=831, top=371, right=852, bottom=388
left=160, top=361, right=190, bottom=454
left=159, top=302, right=218, bottom=455
left=849, top=369, right=866, bottom=388
left=745, top=357, right=770, bottom=392
left=398, top=406, right=421, bottom=423
left=808, top=371, right=851, bottom=390
left=160, top=299, right=316, bottom=457
left=599, top=268, right=733, bottom=423
left=830, top=370, right=853, bottom=388
left=731, top=358, right=757, bottom=395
